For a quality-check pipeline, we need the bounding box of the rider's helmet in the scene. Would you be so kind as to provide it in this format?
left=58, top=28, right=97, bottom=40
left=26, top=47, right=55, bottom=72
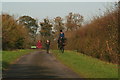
left=60, top=30, right=62, bottom=32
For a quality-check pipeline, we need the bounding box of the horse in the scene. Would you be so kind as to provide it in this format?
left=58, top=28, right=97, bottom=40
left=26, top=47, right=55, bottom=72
left=58, top=37, right=66, bottom=53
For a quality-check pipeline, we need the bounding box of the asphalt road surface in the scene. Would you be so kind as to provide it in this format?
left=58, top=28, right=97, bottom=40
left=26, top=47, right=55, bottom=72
left=3, top=50, right=82, bottom=79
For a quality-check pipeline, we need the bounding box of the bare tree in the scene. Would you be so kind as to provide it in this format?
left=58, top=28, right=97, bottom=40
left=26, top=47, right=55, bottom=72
left=65, top=12, right=84, bottom=31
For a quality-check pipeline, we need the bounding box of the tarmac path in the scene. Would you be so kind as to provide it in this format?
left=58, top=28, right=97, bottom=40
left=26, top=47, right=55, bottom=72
left=2, top=50, right=82, bottom=79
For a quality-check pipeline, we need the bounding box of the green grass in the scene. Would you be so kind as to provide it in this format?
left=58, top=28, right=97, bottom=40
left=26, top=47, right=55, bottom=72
left=2, top=49, right=35, bottom=70
left=52, top=50, right=118, bottom=78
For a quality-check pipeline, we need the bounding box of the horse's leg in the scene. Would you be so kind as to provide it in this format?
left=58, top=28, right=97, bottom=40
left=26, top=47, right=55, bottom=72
left=63, top=46, right=64, bottom=53
left=60, top=46, right=63, bottom=53
left=60, top=47, right=62, bottom=53
left=62, top=46, right=64, bottom=53
left=60, top=45, right=63, bottom=53
left=58, top=44, right=61, bottom=53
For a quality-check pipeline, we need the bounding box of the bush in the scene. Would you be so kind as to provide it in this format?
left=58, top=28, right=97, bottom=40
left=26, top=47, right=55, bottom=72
left=2, top=14, right=32, bottom=50
left=65, top=7, right=118, bottom=64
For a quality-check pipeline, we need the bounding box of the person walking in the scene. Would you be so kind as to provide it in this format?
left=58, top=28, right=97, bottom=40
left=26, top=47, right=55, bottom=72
left=45, top=40, right=50, bottom=53
left=36, top=40, right=42, bottom=49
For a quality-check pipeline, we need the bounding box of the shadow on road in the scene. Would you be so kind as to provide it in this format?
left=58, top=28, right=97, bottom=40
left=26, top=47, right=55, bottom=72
left=2, top=61, right=10, bottom=70
left=3, top=63, right=59, bottom=79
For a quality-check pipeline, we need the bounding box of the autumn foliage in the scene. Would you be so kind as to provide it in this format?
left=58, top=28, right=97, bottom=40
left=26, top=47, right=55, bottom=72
left=65, top=8, right=119, bottom=64
left=2, top=14, right=32, bottom=50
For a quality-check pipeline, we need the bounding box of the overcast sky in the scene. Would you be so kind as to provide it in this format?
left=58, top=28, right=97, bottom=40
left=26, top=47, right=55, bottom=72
left=2, top=2, right=115, bottom=23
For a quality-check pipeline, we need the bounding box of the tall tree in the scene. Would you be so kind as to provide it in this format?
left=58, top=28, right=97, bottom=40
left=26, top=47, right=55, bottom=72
left=53, top=16, right=65, bottom=39
left=65, top=12, right=84, bottom=31
left=40, top=18, right=53, bottom=42
left=17, top=16, right=38, bottom=36
left=53, top=16, right=64, bottom=31
left=17, top=16, right=39, bottom=44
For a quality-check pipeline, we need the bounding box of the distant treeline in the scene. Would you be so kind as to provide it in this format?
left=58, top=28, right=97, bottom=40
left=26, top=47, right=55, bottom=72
left=1, top=11, right=84, bottom=50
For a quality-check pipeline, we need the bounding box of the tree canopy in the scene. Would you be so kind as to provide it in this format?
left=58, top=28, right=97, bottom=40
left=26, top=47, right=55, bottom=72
left=18, top=16, right=38, bottom=35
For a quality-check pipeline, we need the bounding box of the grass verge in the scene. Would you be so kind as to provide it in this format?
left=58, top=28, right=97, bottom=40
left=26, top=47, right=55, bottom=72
left=2, top=49, right=35, bottom=70
left=52, top=50, right=118, bottom=78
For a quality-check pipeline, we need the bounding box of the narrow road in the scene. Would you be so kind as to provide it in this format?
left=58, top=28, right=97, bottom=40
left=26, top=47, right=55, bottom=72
left=3, top=50, right=81, bottom=79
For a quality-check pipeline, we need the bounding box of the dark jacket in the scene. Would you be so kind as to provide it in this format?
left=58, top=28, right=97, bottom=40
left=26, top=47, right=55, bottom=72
left=45, top=41, right=50, bottom=48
